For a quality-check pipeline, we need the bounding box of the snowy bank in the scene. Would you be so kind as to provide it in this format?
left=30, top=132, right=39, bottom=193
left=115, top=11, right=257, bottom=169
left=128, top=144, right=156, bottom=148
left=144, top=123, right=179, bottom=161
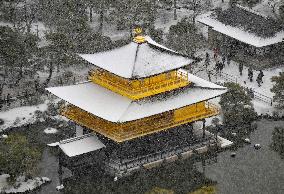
left=0, top=174, right=51, bottom=193
left=0, top=102, right=48, bottom=132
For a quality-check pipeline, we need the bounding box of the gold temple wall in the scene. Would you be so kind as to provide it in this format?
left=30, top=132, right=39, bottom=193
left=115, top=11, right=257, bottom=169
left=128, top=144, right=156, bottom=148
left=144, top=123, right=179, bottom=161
left=62, top=101, right=219, bottom=142
left=89, top=69, right=190, bottom=100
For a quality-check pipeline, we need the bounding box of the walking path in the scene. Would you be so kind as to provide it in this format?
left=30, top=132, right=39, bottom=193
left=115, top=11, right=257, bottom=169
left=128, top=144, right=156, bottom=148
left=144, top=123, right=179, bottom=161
left=195, top=49, right=284, bottom=115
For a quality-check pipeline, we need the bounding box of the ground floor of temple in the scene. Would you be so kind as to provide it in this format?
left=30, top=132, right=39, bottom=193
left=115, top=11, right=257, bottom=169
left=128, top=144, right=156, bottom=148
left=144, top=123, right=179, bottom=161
left=58, top=123, right=232, bottom=178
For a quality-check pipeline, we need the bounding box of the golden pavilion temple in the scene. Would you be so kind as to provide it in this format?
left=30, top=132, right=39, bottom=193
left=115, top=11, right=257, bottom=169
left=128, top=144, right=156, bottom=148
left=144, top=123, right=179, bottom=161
left=46, top=29, right=229, bottom=178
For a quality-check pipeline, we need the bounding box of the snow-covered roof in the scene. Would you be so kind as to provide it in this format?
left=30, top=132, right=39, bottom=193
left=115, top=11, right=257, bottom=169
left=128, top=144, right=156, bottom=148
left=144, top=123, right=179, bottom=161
left=46, top=80, right=226, bottom=123
left=197, top=12, right=284, bottom=47
left=179, top=69, right=226, bottom=89
left=59, top=133, right=105, bottom=157
left=79, top=36, right=193, bottom=78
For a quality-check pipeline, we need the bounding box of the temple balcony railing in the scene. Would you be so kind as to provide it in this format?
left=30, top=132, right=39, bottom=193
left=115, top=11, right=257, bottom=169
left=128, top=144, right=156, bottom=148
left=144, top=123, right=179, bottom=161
left=61, top=101, right=220, bottom=143
left=89, top=69, right=190, bottom=100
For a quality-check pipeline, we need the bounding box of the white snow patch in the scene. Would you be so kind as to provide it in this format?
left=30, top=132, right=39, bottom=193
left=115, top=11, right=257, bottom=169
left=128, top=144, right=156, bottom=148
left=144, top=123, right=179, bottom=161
left=0, top=174, right=50, bottom=193
left=56, top=184, right=64, bottom=191
left=1, top=134, right=8, bottom=139
left=47, top=142, right=60, bottom=147
left=44, top=127, right=58, bottom=134
left=0, top=102, right=48, bottom=132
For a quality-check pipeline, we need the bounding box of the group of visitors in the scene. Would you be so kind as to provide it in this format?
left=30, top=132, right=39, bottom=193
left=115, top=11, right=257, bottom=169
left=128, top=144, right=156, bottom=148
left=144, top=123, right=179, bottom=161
left=206, top=48, right=265, bottom=87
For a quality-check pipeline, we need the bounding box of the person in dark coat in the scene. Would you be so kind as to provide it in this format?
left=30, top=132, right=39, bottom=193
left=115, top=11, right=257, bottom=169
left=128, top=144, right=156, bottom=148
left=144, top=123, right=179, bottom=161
left=205, top=52, right=210, bottom=68
left=239, top=63, right=244, bottom=76
left=219, top=61, right=224, bottom=72
left=259, top=70, right=264, bottom=83
left=248, top=67, right=253, bottom=82
left=222, top=55, right=226, bottom=66
left=256, top=73, right=262, bottom=87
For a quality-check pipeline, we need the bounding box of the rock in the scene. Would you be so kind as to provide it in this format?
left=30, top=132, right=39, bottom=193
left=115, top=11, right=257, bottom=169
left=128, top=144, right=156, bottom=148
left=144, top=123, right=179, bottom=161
left=244, top=138, right=251, bottom=144
left=2, top=134, right=8, bottom=139
left=56, top=184, right=64, bottom=191
left=47, top=142, right=60, bottom=147
left=0, top=118, right=4, bottom=125
left=230, top=152, right=236, bottom=157
left=254, top=144, right=261, bottom=150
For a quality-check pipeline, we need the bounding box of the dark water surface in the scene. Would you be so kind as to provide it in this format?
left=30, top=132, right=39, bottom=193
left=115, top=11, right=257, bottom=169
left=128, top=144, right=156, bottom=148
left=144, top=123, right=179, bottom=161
left=36, top=120, right=284, bottom=194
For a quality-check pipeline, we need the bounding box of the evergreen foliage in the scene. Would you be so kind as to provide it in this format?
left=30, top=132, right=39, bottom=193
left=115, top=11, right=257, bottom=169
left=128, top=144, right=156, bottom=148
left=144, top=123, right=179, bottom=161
left=0, top=26, right=39, bottom=72
left=271, top=72, right=284, bottom=109
left=270, top=127, right=284, bottom=159
left=110, top=0, right=156, bottom=31
left=167, top=18, right=203, bottom=57
left=219, top=83, right=257, bottom=129
left=0, top=134, right=41, bottom=184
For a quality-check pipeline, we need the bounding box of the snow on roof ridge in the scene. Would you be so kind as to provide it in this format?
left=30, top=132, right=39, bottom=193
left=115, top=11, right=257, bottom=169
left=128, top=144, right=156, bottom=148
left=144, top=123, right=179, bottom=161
left=78, top=40, right=193, bottom=78
left=145, top=36, right=178, bottom=54
left=235, top=4, right=268, bottom=19
left=59, top=133, right=95, bottom=144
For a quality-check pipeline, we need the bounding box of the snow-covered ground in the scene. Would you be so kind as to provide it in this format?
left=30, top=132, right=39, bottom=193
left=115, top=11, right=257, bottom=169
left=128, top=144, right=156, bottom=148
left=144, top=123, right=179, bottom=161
left=0, top=174, right=50, bottom=193
left=0, top=102, right=48, bottom=132
left=194, top=49, right=283, bottom=115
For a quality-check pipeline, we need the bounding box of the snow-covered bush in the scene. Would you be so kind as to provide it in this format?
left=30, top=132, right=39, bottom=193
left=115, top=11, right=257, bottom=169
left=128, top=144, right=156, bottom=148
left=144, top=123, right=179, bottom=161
left=0, top=134, right=41, bottom=184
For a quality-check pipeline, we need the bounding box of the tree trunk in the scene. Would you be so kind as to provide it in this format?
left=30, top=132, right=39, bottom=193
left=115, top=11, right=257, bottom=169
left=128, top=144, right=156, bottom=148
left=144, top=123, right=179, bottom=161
left=99, top=7, right=104, bottom=34
left=44, top=62, right=53, bottom=86
left=173, top=0, right=177, bottom=20
left=89, top=6, right=93, bottom=22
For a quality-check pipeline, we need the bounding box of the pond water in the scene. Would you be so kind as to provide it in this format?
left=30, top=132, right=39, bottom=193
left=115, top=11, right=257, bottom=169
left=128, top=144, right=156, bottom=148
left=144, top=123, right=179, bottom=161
left=35, top=120, right=284, bottom=194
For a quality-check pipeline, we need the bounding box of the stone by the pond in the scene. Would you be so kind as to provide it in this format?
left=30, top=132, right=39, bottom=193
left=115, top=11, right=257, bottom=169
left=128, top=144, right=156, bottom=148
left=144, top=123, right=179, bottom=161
left=231, top=152, right=236, bottom=157
left=254, top=144, right=261, bottom=150
left=56, top=184, right=64, bottom=191
left=44, top=127, right=58, bottom=134
left=1, top=134, right=8, bottom=139
left=244, top=138, right=251, bottom=144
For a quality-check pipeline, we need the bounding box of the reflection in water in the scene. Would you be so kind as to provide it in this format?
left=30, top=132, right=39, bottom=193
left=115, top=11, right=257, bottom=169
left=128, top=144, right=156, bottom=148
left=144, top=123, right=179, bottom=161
left=35, top=120, right=284, bottom=194
left=62, top=155, right=218, bottom=194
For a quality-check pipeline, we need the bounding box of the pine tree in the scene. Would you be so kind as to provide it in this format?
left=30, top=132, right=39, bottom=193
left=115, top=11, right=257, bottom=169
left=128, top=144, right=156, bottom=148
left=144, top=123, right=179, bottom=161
left=270, top=127, right=284, bottom=159
left=166, top=18, right=204, bottom=57
left=271, top=72, right=284, bottom=109
left=219, top=83, right=257, bottom=131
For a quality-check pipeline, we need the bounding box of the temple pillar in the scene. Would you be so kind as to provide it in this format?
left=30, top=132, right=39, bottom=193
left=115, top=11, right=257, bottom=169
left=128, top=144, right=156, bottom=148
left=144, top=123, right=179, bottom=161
left=202, top=119, right=206, bottom=138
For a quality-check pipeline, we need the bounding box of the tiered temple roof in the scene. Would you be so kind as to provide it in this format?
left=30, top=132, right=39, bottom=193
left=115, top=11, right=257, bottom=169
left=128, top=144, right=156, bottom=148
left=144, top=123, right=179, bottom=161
left=47, top=72, right=226, bottom=122
left=47, top=32, right=226, bottom=143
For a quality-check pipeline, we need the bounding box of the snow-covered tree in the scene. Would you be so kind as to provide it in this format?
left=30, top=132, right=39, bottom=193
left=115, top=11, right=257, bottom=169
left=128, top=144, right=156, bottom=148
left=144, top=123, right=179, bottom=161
left=219, top=83, right=257, bottom=130
left=271, top=72, right=284, bottom=109
left=0, top=26, right=39, bottom=78
left=110, top=0, right=156, bottom=32
left=87, top=0, right=112, bottom=33
left=166, top=18, right=204, bottom=57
